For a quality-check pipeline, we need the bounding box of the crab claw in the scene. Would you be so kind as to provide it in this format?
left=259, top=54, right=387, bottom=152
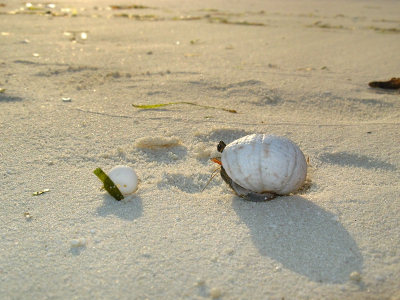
left=210, top=158, right=222, bottom=165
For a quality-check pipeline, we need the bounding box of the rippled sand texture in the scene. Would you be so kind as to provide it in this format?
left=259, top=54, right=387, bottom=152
left=1, top=0, right=399, bottom=299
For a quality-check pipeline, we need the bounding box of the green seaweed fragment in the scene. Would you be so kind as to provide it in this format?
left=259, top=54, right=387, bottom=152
left=27, top=6, right=45, bottom=11
left=93, top=168, right=124, bottom=201
left=132, top=102, right=237, bottom=113
left=113, top=13, right=160, bottom=20
left=209, top=17, right=265, bottom=26
left=110, top=5, right=152, bottom=9
left=32, top=189, right=50, bottom=196
left=172, top=16, right=203, bottom=21
left=308, top=22, right=348, bottom=30
left=368, top=26, right=400, bottom=34
left=199, top=8, right=219, bottom=12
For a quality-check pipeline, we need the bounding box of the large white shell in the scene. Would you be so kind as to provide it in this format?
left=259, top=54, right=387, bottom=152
left=221, top=134, right=307, bottom=195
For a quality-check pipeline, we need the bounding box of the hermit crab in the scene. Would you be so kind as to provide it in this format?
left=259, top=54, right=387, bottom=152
left=210, top=134, right=307, bottom=202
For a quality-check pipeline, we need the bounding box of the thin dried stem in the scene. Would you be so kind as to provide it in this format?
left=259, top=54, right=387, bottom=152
left=201, top=167, right=221, bottom=192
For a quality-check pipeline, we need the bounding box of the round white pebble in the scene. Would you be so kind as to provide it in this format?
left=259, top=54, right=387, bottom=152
left=210, top=287, right=222, bottom=298
left=108, top=165, right=139, bottom=195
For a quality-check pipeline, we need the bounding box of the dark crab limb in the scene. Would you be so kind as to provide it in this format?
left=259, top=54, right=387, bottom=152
left=220, top=166, right=277, bottom=202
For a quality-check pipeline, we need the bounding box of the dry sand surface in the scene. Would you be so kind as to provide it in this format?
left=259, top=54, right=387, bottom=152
left=1, top=0, right=399, bottom=299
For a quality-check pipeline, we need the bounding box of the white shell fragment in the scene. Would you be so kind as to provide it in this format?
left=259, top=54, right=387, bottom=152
left=108, top=165, right=139, bottom=195
left=221, top=134, right=307, bottom=195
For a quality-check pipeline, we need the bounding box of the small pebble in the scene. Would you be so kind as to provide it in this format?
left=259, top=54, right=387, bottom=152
left=194, top=278, right=205, bottom=286
left=70, top=240, right=80, bottom=247
left=210, top=287, right=222, bottom=298
left=70, top=238, right=86, bottom=247
left=167, top=152, right=179, bottom=160
left=350, top=271, right=361, bottom=282
left=225, top=248, right=234, bottom=255
left=24, top=212, right=32, bottom=219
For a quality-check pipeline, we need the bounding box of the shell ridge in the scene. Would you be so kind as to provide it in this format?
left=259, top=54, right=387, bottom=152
left=272, top=141, right=285, bottom=192
left=250, top=135, right=263, bottom=192
left=281, top=141, right=297, bottom=194
left=223, top=142, right=248, bottom=191
left=279, top=139, right=294, bottom=193
left=237, top=137, right=258, bottom=191
left=279, top=140, right=306, bottom=194
left=257, top=136, right=264, bottom=192
left=232, top=145, right=248, bottom=189
left=260, top=134, right=271, bottom=193
left=228, top=134, right=261, bottom=192
left=251, top=134, right=265, bottom=192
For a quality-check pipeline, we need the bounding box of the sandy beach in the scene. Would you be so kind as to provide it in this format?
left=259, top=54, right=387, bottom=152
left=1, top=0, right=399, bottom=299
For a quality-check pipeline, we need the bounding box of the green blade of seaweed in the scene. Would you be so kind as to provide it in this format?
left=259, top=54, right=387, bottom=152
left=93, top=168, right=124, bottom=201
left=32, top=189, right=50, bottom=196
left=132, top=101, right=237, bottom=113
left=132, top=103, right=171, bottom=109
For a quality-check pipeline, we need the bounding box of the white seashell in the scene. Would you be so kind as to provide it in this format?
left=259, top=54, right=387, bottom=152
left=214, top=134, right=307, bottom=201
left=108, top=165, right=139, bottom=195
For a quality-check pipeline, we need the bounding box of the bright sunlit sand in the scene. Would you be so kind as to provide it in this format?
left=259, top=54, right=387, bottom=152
left=1, top=0, right=399, bottom=299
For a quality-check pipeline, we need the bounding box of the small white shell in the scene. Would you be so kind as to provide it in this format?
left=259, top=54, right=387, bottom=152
left=221, top=134, right=307, bottom=195
left=108, top=165, right=139, bottom=195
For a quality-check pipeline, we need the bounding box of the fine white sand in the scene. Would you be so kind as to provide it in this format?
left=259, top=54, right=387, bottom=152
left=1, top=0, right=399, bottom=299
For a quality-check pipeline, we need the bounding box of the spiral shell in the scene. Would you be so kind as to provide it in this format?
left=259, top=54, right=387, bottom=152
left=220, top=134, right=307, bottom=195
